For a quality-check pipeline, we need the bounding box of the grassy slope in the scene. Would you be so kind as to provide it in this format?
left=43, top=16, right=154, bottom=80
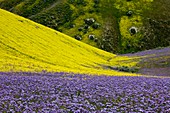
left=0, top=0, right=169, bottom=54
left=0, top=9, right=139, bottom=76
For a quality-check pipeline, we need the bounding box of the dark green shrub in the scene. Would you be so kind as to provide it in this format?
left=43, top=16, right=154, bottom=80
left=129, top=27, right=138, bottom=35
left=94, top=0, right=100, bottom=4
left=105, top=65, right=138, bottom=73
left=88, top=9, right=95, bottom=14
left=77, top=0, right=87, bottom=6
left=78, top=27, right=83, bottom=31
left=126, top=11, right=133, bottom=17
left=94, top=38, right=98, bottom=42
left=84, top=25, right=90, bottom=29
left=92, top=22, right=100, bottom=29
left=118, top=66, right=138, bottom=73
left=79, top=10, right=85, bottom=15
left=84, top=18, right=95, bottom=25
left=89, top=35, right=95, bottom=40
left=68, top=0, right=75, bottom=4
left=75, top=35, right=82, bottom=40
left=70, top=24, right=75, bottom=28
left=68, top=0, right=87, bottom=6
left=93, top=4, right=98, bottom=8
left=83, top=30, right=88, bottom=34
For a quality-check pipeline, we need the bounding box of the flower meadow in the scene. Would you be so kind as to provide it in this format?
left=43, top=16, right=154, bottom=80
left=0, top=72, right=170, bottom=113
left=0, top=8, right=138, bottom=76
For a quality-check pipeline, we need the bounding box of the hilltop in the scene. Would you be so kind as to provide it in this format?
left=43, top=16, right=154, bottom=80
left=0, top=8, right=139, bottom=75
left=0, top=0, right=169, bottom=54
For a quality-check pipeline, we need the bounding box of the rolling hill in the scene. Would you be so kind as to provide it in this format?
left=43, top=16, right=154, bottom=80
left=0, top=6, right=170, bottom=113
left=0, top=8, right=139, bottom=76
left=0, top=0, right=169, bottom=54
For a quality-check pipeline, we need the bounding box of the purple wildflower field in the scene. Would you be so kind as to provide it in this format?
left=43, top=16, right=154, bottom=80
left=0, top=72, right=170, bottom=113
left=122, top=47, right=170, bottom=57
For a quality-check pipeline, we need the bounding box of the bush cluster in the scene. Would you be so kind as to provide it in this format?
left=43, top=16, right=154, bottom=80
left=117, top=66, right=138, bottom=73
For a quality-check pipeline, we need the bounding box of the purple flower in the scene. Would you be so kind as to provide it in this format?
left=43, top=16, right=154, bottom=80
left=0, top=72, right=169, bottom=112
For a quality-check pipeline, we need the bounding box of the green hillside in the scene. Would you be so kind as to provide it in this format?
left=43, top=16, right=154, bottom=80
left=0, top=0, right=169, bottom=54
left=0, top=8, right=139, bottom=76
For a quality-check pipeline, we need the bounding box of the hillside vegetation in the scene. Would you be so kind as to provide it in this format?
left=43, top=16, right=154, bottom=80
left=0, top=8, right=139, bottom=75
left=0, top=0, right=169, bottom=54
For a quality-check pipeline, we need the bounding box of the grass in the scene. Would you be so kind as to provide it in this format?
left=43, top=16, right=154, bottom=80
left=0, top=0, right=169, bottom=54
left=0, top=8, right=140, bottom=76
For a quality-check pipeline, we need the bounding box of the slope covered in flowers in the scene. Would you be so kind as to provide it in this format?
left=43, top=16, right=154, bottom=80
left=0, top=9, right=138, bottom=76
left=1, top=0, right=169, bottom=54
